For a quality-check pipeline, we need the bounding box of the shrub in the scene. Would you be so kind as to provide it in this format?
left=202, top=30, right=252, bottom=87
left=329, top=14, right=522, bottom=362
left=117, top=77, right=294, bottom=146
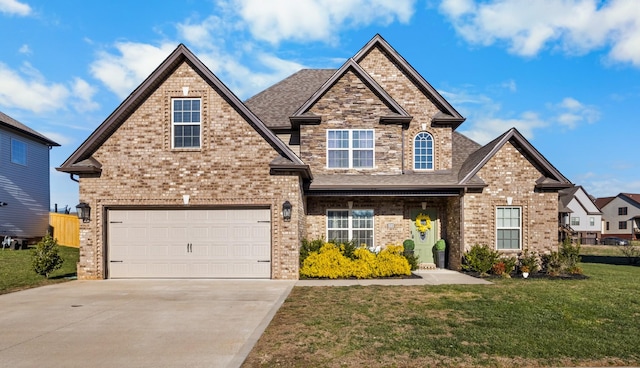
left=402, top=239, right=415, bottom=251
left=491, top=261, right=506, bottom=276
left=435, top=239, right=446, bottom=251
left=542, top=251, right=564, bottom=276
left=403, top=252, right=419, bottom=271
left=502, top=256, right=517, bottom=275
left=620, top=242, right=640, bottom=265
left=559, top=237, right=581, bottom=270
left=31, top=234, right=64, bottom=278
left=519, top=248, right=539, bottom=273
left=463, top=244, right=500, bottom=276
left=300, top=243, right=411, bottom=279
left=300, top=238, right=324, bottom=267
left=542, top=238, right=583, bottom=276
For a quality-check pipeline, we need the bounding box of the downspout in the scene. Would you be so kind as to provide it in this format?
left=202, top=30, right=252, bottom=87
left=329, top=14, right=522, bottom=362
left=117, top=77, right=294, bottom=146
left=69, top=174, right=79, bottom=183
left=459, top=189, right=465, bottom=271
left=401, top=125, right=405, bottom=174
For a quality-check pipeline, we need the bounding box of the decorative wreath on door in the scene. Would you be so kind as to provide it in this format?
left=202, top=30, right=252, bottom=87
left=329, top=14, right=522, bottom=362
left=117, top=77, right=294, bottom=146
left=415, top=213, right=432, bottom=233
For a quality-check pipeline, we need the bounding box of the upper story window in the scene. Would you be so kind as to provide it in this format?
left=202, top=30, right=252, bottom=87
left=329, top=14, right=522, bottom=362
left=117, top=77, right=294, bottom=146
left=496, top=206, right=521, bottom=250
left=618, top=207, right=628, bottom=216
left=590, top=217, right=595, bottom=227
left=571, top=217, right=580, bottom=226
left=414, top=132, right=433, bottom=170
left=11, top=138, right=27, bottom=165
left=172, top=98, right=201, bottom=148
left=327, top=129, right=374, bottom=169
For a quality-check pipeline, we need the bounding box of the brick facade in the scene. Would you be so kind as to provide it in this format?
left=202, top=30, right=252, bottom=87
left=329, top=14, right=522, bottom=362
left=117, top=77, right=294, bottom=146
left=76, top=61, right=303, bottom=280
left=63, top=37, right=568, bottom=280
left=462, top=142, right=559, bottom=255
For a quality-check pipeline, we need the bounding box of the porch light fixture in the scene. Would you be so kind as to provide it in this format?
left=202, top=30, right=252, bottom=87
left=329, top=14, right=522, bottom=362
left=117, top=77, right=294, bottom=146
left=76, top=202, right=91, bottom=223
left=282, top=201, right=292, bottom=222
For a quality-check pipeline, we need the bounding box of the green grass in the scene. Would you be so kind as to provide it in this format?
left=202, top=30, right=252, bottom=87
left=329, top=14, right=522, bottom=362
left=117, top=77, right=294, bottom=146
left=0, top=245, right=79, bottom=295
left=243, top=263, right=640, bottom=367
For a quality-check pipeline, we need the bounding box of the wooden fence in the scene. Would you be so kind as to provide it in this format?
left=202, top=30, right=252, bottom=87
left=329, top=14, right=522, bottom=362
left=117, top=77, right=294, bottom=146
left=49, top=213, right=80, bottom=248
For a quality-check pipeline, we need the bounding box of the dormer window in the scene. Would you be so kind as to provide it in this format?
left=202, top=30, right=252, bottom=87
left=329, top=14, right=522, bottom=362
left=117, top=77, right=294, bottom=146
left=414, top=132, right=433, bottom=170
left=172, top=98, right=201, bottom=148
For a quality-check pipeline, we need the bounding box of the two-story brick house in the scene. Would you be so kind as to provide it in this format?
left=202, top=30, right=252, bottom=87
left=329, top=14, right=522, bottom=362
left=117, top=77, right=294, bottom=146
left=58, top=35, right=571, bottom=279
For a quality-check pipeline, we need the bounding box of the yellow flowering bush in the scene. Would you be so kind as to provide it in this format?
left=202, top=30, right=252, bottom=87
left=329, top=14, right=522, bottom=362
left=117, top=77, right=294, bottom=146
left=300, top=242, right=411, bottom=279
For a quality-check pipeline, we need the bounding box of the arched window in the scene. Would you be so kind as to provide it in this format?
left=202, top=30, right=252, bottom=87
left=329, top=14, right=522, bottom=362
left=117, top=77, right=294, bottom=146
left=414, top=132, right=433, bottom=170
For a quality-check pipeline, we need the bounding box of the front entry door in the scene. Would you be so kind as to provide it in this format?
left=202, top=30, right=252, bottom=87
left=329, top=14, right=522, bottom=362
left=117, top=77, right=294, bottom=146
left=410, top=208, right=438, bottom=266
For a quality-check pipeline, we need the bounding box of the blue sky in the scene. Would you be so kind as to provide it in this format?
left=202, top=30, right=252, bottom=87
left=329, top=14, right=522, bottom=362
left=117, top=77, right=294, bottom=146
left=1, top=0, right=639, bottom=210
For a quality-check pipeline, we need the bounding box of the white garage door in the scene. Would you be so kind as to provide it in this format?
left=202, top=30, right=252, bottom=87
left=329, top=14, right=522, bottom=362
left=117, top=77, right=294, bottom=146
left=107, top=209, right=271, bottom=278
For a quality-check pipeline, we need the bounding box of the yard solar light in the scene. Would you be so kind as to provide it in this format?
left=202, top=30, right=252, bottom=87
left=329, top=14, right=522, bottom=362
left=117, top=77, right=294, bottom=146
left=0, top=202, right=7, bottom=207
left=282, top=201, right=292, bottom=222
left=76, top=202, right=91, bottom=223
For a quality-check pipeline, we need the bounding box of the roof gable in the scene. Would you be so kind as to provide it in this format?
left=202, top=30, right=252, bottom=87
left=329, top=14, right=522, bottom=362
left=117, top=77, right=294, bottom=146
left=353, top=34, right=465, bottom=128
left=0, top=111, right=59, bottom=146
left=459, top=127, right=572, bottom=190
left=290, top=58, right=411, bottom=124
left=58, top=44, right=306, bottom=176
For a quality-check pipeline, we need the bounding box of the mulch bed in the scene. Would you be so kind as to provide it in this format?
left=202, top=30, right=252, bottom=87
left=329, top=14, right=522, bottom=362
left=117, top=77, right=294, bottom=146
left=461, top=271, right=589, bottom=280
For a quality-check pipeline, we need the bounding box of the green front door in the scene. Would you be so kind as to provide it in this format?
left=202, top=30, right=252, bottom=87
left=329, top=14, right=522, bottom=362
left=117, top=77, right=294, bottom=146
left=410, top=208, right=438, bottom=266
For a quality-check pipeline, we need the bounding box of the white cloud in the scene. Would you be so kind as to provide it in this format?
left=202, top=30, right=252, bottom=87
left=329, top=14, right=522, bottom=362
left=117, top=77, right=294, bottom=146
left=460, top=111, right=547, bottom=144
left=71, top=78, right=100, bottom=112
left=234, top=0, right=415, bottom=44
left=18, top=44, right=31, bottom=54
left=0, top=0, right=31, bottom=16
left=439, top=0, right=640, bottom=66
left=552, top=97, right=599, bottom=129
left=90, top=42, right=177, bottom=99
left=0, top=62, right=69, bottom=113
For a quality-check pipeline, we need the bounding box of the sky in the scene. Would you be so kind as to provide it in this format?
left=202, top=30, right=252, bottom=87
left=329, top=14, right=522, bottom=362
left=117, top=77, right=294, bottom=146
left=1, top=0, right=639, bottom=210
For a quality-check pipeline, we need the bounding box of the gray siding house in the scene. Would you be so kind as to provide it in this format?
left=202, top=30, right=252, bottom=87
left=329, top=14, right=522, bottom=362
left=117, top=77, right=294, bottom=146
left=596, top=193, right=640, bottom=240
left=0, top=111, right=59, bottom=242
left=558, top=186, right=602, bottom=244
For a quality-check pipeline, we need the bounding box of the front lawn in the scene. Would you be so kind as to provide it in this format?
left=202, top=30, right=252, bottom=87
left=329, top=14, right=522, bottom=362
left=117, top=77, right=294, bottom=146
left=243, top=262, right=640, bottom=367
left=0, top=246, right=79, bottom=295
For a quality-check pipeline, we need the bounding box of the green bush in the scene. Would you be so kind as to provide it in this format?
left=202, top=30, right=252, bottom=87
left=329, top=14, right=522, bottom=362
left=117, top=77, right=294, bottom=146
left=463, top=244, right=500, bottom=276
left=435, top=239, right=446, bottom=251
left=31, top=234, right=64, bottom=278
left=402, top=239, right=415, bottom=251
left=403, top=252, right=419, bottom=271
left=501, top=256, right=517, bottom=275
left=620, top=243, right=640, bottom=265
left=542, top=238, right=583, bottom=276
left=519, top=248, right=539, bottom=273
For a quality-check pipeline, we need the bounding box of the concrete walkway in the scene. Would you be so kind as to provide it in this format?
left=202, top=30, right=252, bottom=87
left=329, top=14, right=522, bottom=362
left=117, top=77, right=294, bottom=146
left=296, top=269, right=492, bottom=286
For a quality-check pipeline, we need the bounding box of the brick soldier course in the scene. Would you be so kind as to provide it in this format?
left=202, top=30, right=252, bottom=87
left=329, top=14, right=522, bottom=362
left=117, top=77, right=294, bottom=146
left=59, top=34, right=571, bottom=279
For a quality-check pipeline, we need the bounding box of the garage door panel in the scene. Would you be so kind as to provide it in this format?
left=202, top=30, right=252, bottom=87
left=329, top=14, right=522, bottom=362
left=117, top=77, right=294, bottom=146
left=108, top=209, right=271, bottom=278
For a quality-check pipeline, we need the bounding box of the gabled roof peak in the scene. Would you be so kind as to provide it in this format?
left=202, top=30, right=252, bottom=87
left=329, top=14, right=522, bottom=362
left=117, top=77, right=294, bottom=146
left=353, top=34, right=465, bottom=128
left=291, top=58, right=412, bottom=124
left=58, top=43, right=307, bottom=176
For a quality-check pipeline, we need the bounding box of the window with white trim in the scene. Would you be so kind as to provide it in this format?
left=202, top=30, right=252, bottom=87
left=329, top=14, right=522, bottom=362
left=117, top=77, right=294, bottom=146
left=414, top=132, right=433, bottom=170
left=589, top=217, right=595, bottom=227
left=327, top=129, right=374, bottom=168
left=496, top=206, right=521, bottom=250
left=172, top=98, right=201, bottom=148
left=11, top=138, right=26, bottom=165
left=327, top=209, right=374, bottom=247
left=571, top=217, right=580, bottom=226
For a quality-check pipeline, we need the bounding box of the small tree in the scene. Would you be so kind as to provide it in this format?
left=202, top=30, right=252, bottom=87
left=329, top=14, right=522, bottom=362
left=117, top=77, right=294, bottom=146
left=32, top=234, right=64, bottom=278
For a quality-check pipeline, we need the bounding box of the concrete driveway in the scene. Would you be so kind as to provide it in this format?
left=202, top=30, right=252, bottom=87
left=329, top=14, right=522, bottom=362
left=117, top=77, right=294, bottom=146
left=0, top=279, right=295, bottom=368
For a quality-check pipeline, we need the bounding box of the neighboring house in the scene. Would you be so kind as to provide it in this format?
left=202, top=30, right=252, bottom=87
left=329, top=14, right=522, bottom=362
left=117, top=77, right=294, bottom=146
left=58, top=35, right=572, bottom=280
left=0, top=111, right=59, bottom=242
left=558, top=186, right=602, bottom=245
left=595, top=193, right=640, bottom=240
